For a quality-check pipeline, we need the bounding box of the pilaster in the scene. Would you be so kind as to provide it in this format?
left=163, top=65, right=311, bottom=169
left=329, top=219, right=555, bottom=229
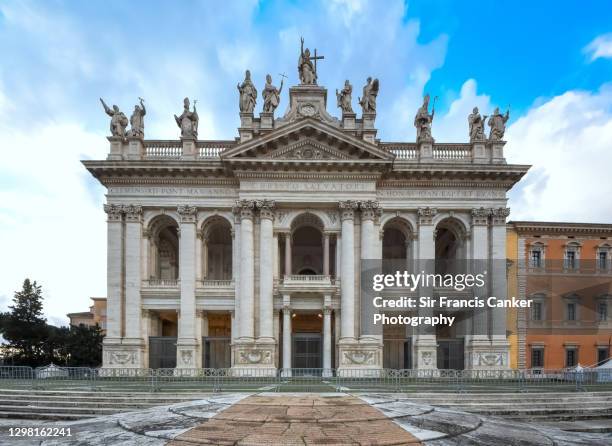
left=176, top=204, right=198, bottom=369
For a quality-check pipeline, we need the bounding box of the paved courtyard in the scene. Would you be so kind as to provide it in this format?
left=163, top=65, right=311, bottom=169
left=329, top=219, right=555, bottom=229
left=2, top=393, right=611, bottom=445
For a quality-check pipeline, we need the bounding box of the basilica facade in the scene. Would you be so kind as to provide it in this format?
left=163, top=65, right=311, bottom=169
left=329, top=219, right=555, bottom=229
left=85, top=59, right=528, bottom=372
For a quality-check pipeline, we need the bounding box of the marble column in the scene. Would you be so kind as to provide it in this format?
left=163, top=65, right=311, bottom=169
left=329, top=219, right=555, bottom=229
left=103, top=204, right=123, bottom=344
left=323, top=233, right=330, bottom=276
left=282, top=298, right=292, bottom=375
left=323, top=305, right=332, bottom=374
left=414, top=207, right=437, bottom=370
left=231, top=209, right=241, bottom=340
left=195, top=229, right=203, bottom=282
left=238, top=200, right=255, bottom=340
left=124, top=205, right=143, bottom=342
left=339, top=200, right=358, bottom=341
left=176, top=204, right=198, bottom=369
left=284, top=232, right=292, bottom=276
left=359, top=201, right=383, bottom=345
left=257, top=200, right=275, bottom=341
left=230, top=310, right=236, bottom=366
left=470, top=207, right=490, bottom=343
left=491, top=208, right=511, bottom=346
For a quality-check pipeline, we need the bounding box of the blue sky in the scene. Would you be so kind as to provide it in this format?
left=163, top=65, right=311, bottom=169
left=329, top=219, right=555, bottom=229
left=1, top=0, right=612, bottom=323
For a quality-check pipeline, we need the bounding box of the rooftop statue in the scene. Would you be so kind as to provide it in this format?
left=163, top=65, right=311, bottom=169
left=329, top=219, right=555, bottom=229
left=298, top=37, right=323, bottom=85
left=128, top=97, right=146, bottom=138
left=359, top=77, right=379, bottom=113
left=174, top=97, right=199, bottom=139
left=237, top=70, right=257, bottom=114
left=100, top=98, right=128, bottom=138
left=468, top=106, right=487, bottom=142
left=488, top=107, right=510, bottom=141
left=336, top=80, right=354, bottom=114
left=414, top=94, right=436, bottom=141
left=262, top=74, right=283, bottom=113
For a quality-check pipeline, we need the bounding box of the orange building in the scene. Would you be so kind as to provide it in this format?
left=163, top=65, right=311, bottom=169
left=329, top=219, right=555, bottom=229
left=507, top=222, right=612, bottom=369
left=67, top=297, right=107, bottom=334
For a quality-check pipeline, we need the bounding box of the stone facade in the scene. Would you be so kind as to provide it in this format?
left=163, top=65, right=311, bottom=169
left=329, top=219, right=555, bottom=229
left=85, top=77, right=528, bottom=372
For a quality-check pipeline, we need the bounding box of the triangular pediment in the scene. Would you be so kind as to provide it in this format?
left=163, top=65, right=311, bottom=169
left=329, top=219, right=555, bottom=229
left=221, top=118, right=394, bottom=163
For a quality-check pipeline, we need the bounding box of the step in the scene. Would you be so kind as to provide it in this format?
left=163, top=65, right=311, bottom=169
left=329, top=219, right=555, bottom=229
left=0, top=395, right=199, bottom=404
left=0, top=404, right=131, bottom=415
left=0, top=399, right=168, bottom=409
left=0, top=411, right=97, bottom=421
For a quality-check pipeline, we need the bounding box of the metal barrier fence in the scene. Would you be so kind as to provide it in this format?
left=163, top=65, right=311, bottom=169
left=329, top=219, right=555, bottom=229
left=1, top=366, right=612, bottom=393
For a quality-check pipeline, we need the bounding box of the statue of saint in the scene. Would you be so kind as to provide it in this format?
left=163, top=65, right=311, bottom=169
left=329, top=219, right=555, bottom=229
left=237, top=70, right=257, bottom=113
left=468, top=107, right=487, bottom=142
left=128, top=98, right=146, bottom=138
left=262, top=74, right=283, bottom=113
left=359, top=77, right=379, bottom=113
left=100, top=98, right=128, bottom=138
left=298, top=37, right=317, bottom=85
left=336, top=80, right=354, bottom=114
left=174, top=97, right=199, bottom=139
left=488, top=107, right=510, bottom=141
left=414, top=94, right=435, bottom=141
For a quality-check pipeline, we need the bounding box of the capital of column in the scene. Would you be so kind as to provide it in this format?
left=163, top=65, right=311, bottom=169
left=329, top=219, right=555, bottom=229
left=471, top=207, right=489, bottom=226
left=339, top=200, right=359, bottom=221
left=177, top=204, right=197, bottom=223
left=360, top=200, right=382, bottom=221
left=282, top=304, right=291, bottom=313
left=196, top=229, right=204, bottom=240
left=104, top=203, right=124, bottom=222
left=256, top=199, right=276, bottom=220
left=323, top=306, right=332, bottom=316
left=234, top=199, right=256, bottom=221
left=490, top=207, right=511, bottom=225
left=417, top=207, right=437, bottom=225
left=123, top=204, right=143, bottom=223
left=141, top=309, right=150, bottom=319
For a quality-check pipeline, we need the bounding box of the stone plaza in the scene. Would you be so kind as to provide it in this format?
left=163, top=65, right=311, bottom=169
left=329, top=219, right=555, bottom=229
left=85, top=39, right=528, bottom=373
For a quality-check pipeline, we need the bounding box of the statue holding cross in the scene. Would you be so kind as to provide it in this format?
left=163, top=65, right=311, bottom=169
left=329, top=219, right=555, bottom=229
left=298, top=37, right=324, bottom=85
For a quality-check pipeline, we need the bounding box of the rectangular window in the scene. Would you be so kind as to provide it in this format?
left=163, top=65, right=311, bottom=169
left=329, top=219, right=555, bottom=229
left=599, top=252, right=608, bottom=270
left=598, top=347, right=609, bottom=365
left=531, top=348, right=544, bottom=368
left=598, top=302, right=608, bottom=321
left=565, top=348, right=578, bottom=367
left=567, top=303, right=576, bottom=321
left=530, top=250, right=542, bottom=268
left=565, top=251, right=576, bottom=269
left=532, top=302, right=542, bottom=321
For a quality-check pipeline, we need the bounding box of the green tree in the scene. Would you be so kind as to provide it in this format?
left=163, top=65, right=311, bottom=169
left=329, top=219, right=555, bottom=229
left=1, top=279, right=48, bottom=366
left=67, top=324, right=104, bottom=367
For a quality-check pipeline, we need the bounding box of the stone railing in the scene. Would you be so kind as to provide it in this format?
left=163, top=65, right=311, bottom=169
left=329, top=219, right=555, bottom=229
left=144, top=141, right=183, bottom=159
left=433, top=144, right=472, bottom=160
left=381, top=142, right=505, bottom=164
left=383, top=143, right=418, bottom=160
left=284, top=274, right=330, bottom=282
left=143, top=279, right=179, bottom=287
left=197, top=140, right=235, bottom=158
left=200, top=279, right=233, bottom=287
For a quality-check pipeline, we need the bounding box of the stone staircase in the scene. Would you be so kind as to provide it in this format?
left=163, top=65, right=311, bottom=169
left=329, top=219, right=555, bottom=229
left=400, top=392, right=612, bottom=421
left=0, top=389, right=208, bottom=421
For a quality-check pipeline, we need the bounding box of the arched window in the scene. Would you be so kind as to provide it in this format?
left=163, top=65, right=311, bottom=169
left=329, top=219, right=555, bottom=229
left=148, top=215, right=179, bottom=281
left=435, top=217, right=467, bottom=274
left=202, top=217, right=232, bottom=280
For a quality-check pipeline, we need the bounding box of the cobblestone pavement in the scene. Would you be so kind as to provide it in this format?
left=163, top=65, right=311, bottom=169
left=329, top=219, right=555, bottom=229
left=2, top=393, right=611, bottom=445
left=167, top=394, right=421, bottom=445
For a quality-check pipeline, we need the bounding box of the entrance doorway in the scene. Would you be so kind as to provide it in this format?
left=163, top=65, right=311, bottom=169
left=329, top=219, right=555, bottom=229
left=293, top=333, right=322, bottom=369
left=149, top=336, right=177, bottom=368
left=203, top=337, right=231, bottom=368
left=437, top=339, right=465, bottom=370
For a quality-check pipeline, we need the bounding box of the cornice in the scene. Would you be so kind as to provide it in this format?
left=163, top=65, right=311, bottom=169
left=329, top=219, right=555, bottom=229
left=377, top=179, right=513, bottom=189
left=509, top=221, right=612, bottom=235
left=234, top=171, right=381, bottom=180
left=102, top=177, right=239, bottom=186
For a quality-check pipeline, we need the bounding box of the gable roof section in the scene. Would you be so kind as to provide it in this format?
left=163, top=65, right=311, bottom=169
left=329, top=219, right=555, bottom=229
left=221, top=117, right=394, bottom=163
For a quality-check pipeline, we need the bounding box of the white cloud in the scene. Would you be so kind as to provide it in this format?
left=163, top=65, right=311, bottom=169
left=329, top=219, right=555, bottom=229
left=584, top=33, right=612, bottom=62
left=0, top=0, right=450, bottom=324
left=0, top=121, right=107, bottom=326
left=434, top=79, right=493, bottom=142
left=506, top=84, right=612, bottom=222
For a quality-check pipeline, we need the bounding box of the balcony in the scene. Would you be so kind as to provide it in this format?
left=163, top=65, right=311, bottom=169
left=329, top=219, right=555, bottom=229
left=279, top=275, right=338, bottom=292
left=199, top=279, right=234, bottom=289
left=142, top=279, right=179, bottom=288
